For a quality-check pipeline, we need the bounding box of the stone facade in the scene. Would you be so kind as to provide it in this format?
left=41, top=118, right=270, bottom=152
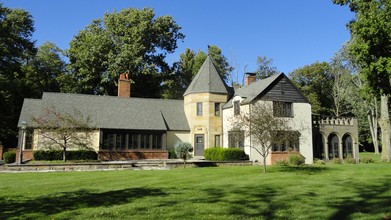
left=313, top=116, right=359, bottom=161
left=184, top=92, right=228, bottom=156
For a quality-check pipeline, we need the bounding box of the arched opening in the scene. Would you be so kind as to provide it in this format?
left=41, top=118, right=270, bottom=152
left=313, top=133, right=324, bottom=159
left=328, top=134, right=339, bottom=159
left=342, top=134, right=353, bottom=158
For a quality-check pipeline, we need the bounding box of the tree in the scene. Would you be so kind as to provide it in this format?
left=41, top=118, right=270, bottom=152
left=67, top=8, right=185, bottom=98
left=174, top=142, right=193, bottom=168
left=333, top=0, right=391, bottom=161
left=255, top=56, right=279, bottom=79
left=289, top=62, right=334, bottom=115
left=24, top=41, right=66, bottom=96
left=32, top=107, right=95, bottom=162
left=232, top=103, right=300, bottom=173
left=0, top=4, right=36, bottom=147
left=162, top=45, right=233, bottom=99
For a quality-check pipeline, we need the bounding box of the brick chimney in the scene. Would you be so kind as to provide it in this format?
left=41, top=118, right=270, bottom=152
left=118, top=73, right=130, bottom=98
left=245, top=72, right=256, bottom=86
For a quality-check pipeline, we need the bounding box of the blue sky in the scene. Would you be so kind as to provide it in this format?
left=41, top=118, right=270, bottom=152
left=3, top=0, right=353, bottom=78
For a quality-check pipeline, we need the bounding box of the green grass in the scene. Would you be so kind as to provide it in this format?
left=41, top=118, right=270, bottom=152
left=0, top=163, right=390, bottom=219
left=360, top=152, right=382, bottom=162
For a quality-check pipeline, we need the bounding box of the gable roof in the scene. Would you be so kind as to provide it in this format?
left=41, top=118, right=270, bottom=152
left=223, top=73, right=309, bottom=108
left=183, top=56, right=230, bottom=96
left=18, top=92, right=190, bottom=131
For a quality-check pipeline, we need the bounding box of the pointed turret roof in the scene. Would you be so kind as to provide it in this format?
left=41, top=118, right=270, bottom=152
left=183, top=56, right=230, bottom=96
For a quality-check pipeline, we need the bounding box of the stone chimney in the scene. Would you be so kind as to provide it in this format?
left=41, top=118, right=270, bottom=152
left=245, top=72, right=256, bottom=86
left=118, top=73, right=130, bottom=98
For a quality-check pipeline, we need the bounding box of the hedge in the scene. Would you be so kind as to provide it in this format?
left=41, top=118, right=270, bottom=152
left=33, top=150, right=97, bottom=161
left=3, top=151, right=16, bottom=163
left=204, top=147, right=248, bottom=161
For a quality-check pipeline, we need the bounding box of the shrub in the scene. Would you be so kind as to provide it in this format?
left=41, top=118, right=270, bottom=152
left=288, top=154, right=305, bottom=166
left=34, top=150, right=62, bottom=161
left=67, top=150, right=97, bottom=160
left=361, top=157, right=374, bottom=164
left=333, top=158, right=343, bottom=164
left=315, top=159, right=326, bottom=165
left=168, top=148, right=177, bottom=159
left=204, top=147, right=248, bottom=161
left=174, top=142, right=193, bottom=168
left=33, top=150, right=97, bottom=161
left=275, top=160, right=288, bottom=166
left=345, top=157, right=356, bottom=164
left=3, top=151, right=16, bottom=164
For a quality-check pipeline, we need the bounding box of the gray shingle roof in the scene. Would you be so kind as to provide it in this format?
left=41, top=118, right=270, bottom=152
left=18, top=93, right=190, bottom=131
left=183, top=56, right=230, bottom=96
left=223, top=73, right=282, bottom=109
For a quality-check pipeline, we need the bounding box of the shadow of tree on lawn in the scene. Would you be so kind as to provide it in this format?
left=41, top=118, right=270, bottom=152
left=0, top=187, right=166, bottom=219
left=274, top=165, right=331, bottom=175
left=327, top=176, right=391, bottom=220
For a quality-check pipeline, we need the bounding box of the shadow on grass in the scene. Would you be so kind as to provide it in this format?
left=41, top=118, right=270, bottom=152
left=273, top=165, right=331, bottom=175
left=328, top=176, right=391, bottom=220
left=0, top=187, right=167, bottom=219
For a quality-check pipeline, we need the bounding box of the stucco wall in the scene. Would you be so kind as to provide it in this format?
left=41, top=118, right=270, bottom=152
left=223, top=99, right=313, bottom=164
left=32, top=129, right=100, bottom=151
left=166, top=131, right=190, bottom=150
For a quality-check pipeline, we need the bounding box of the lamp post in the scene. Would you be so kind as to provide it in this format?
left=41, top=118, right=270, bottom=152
left=18, top=121, right=27, bottom=165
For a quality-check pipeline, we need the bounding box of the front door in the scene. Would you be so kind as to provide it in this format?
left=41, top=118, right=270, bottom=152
left=194, top=134, right=204, bottom=156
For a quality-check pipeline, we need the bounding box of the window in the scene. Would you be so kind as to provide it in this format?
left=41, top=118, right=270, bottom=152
left=215, top=135, right=221, bottom=147
left=102, top=130, right=163, bottom=151
left=215, top=103, right=221, bottom=116
left=272, top=131, right=300, bottom=152
left=234, top=101, right=240, bottom=116
left=273, top=102, right=293, bottom=117
left=197, top=102, right=203, bottom=116
left=25, top=130, right=33, bottom=149
left=228, top=131, right=244, bottom=149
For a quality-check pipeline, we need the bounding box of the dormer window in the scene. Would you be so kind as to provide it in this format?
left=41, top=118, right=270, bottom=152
left=234, top=101, right=240, bottom=116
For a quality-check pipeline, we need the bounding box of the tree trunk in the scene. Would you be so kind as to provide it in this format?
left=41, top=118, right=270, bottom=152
left=63, top=147, right=66, bottom=162
left=379, top=95, right=391, bottom=161
left=368, top=102, right=379, bottom=154
left=262, top=155, right=267, bottom=173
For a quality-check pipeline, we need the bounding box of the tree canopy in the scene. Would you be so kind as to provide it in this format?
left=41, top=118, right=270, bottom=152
left=67, top=8, right=185, bottom=97
left=0, top=3, right=36, bottom=147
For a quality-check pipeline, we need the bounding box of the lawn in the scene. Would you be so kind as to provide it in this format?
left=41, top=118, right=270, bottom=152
left=0, top=163, right=390, bottom=219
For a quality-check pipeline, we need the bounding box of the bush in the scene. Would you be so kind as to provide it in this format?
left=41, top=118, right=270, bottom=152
left=288, top=154, right=305, bottom=165
left=275, top=160, right=288, bottom=166
left=204, top=147, right=248, bottom=161
left=361, top=157, right=374, bottom=164
left=168, top=148, right=177, bottom=159
left=67, top=150, right=97, bottom=160
left=33, top=150, right=97, bottom=161
left=3, top=151, right=16, bottom=164
left=345, top=157, right=356, bottom=164
left=315, top=159, right=326, bottom=165
left=333, top=158, right=343, bottom=164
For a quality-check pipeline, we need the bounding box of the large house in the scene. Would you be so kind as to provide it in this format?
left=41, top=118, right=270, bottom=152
left=18, top=56, right=314, bottom=164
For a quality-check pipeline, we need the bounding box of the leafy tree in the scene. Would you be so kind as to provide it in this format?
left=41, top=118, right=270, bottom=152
left=232, top=103, right=301, bottom=173
left=255, top=56, right=279, bottom=79
left=289, top=62, right=334, bottom=115
left=0, top=4, right=36, bottom=147
left=174, top=142, right=193, bottom=168
left=32, top=107, right=95, bottom=162
left=67, top=8, right=185, bottom=98
left=163, top=45, right=233, bottom=99
left=333, top=0, right=391, bottom=161
left=23, top=41, right=66, bottom=96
